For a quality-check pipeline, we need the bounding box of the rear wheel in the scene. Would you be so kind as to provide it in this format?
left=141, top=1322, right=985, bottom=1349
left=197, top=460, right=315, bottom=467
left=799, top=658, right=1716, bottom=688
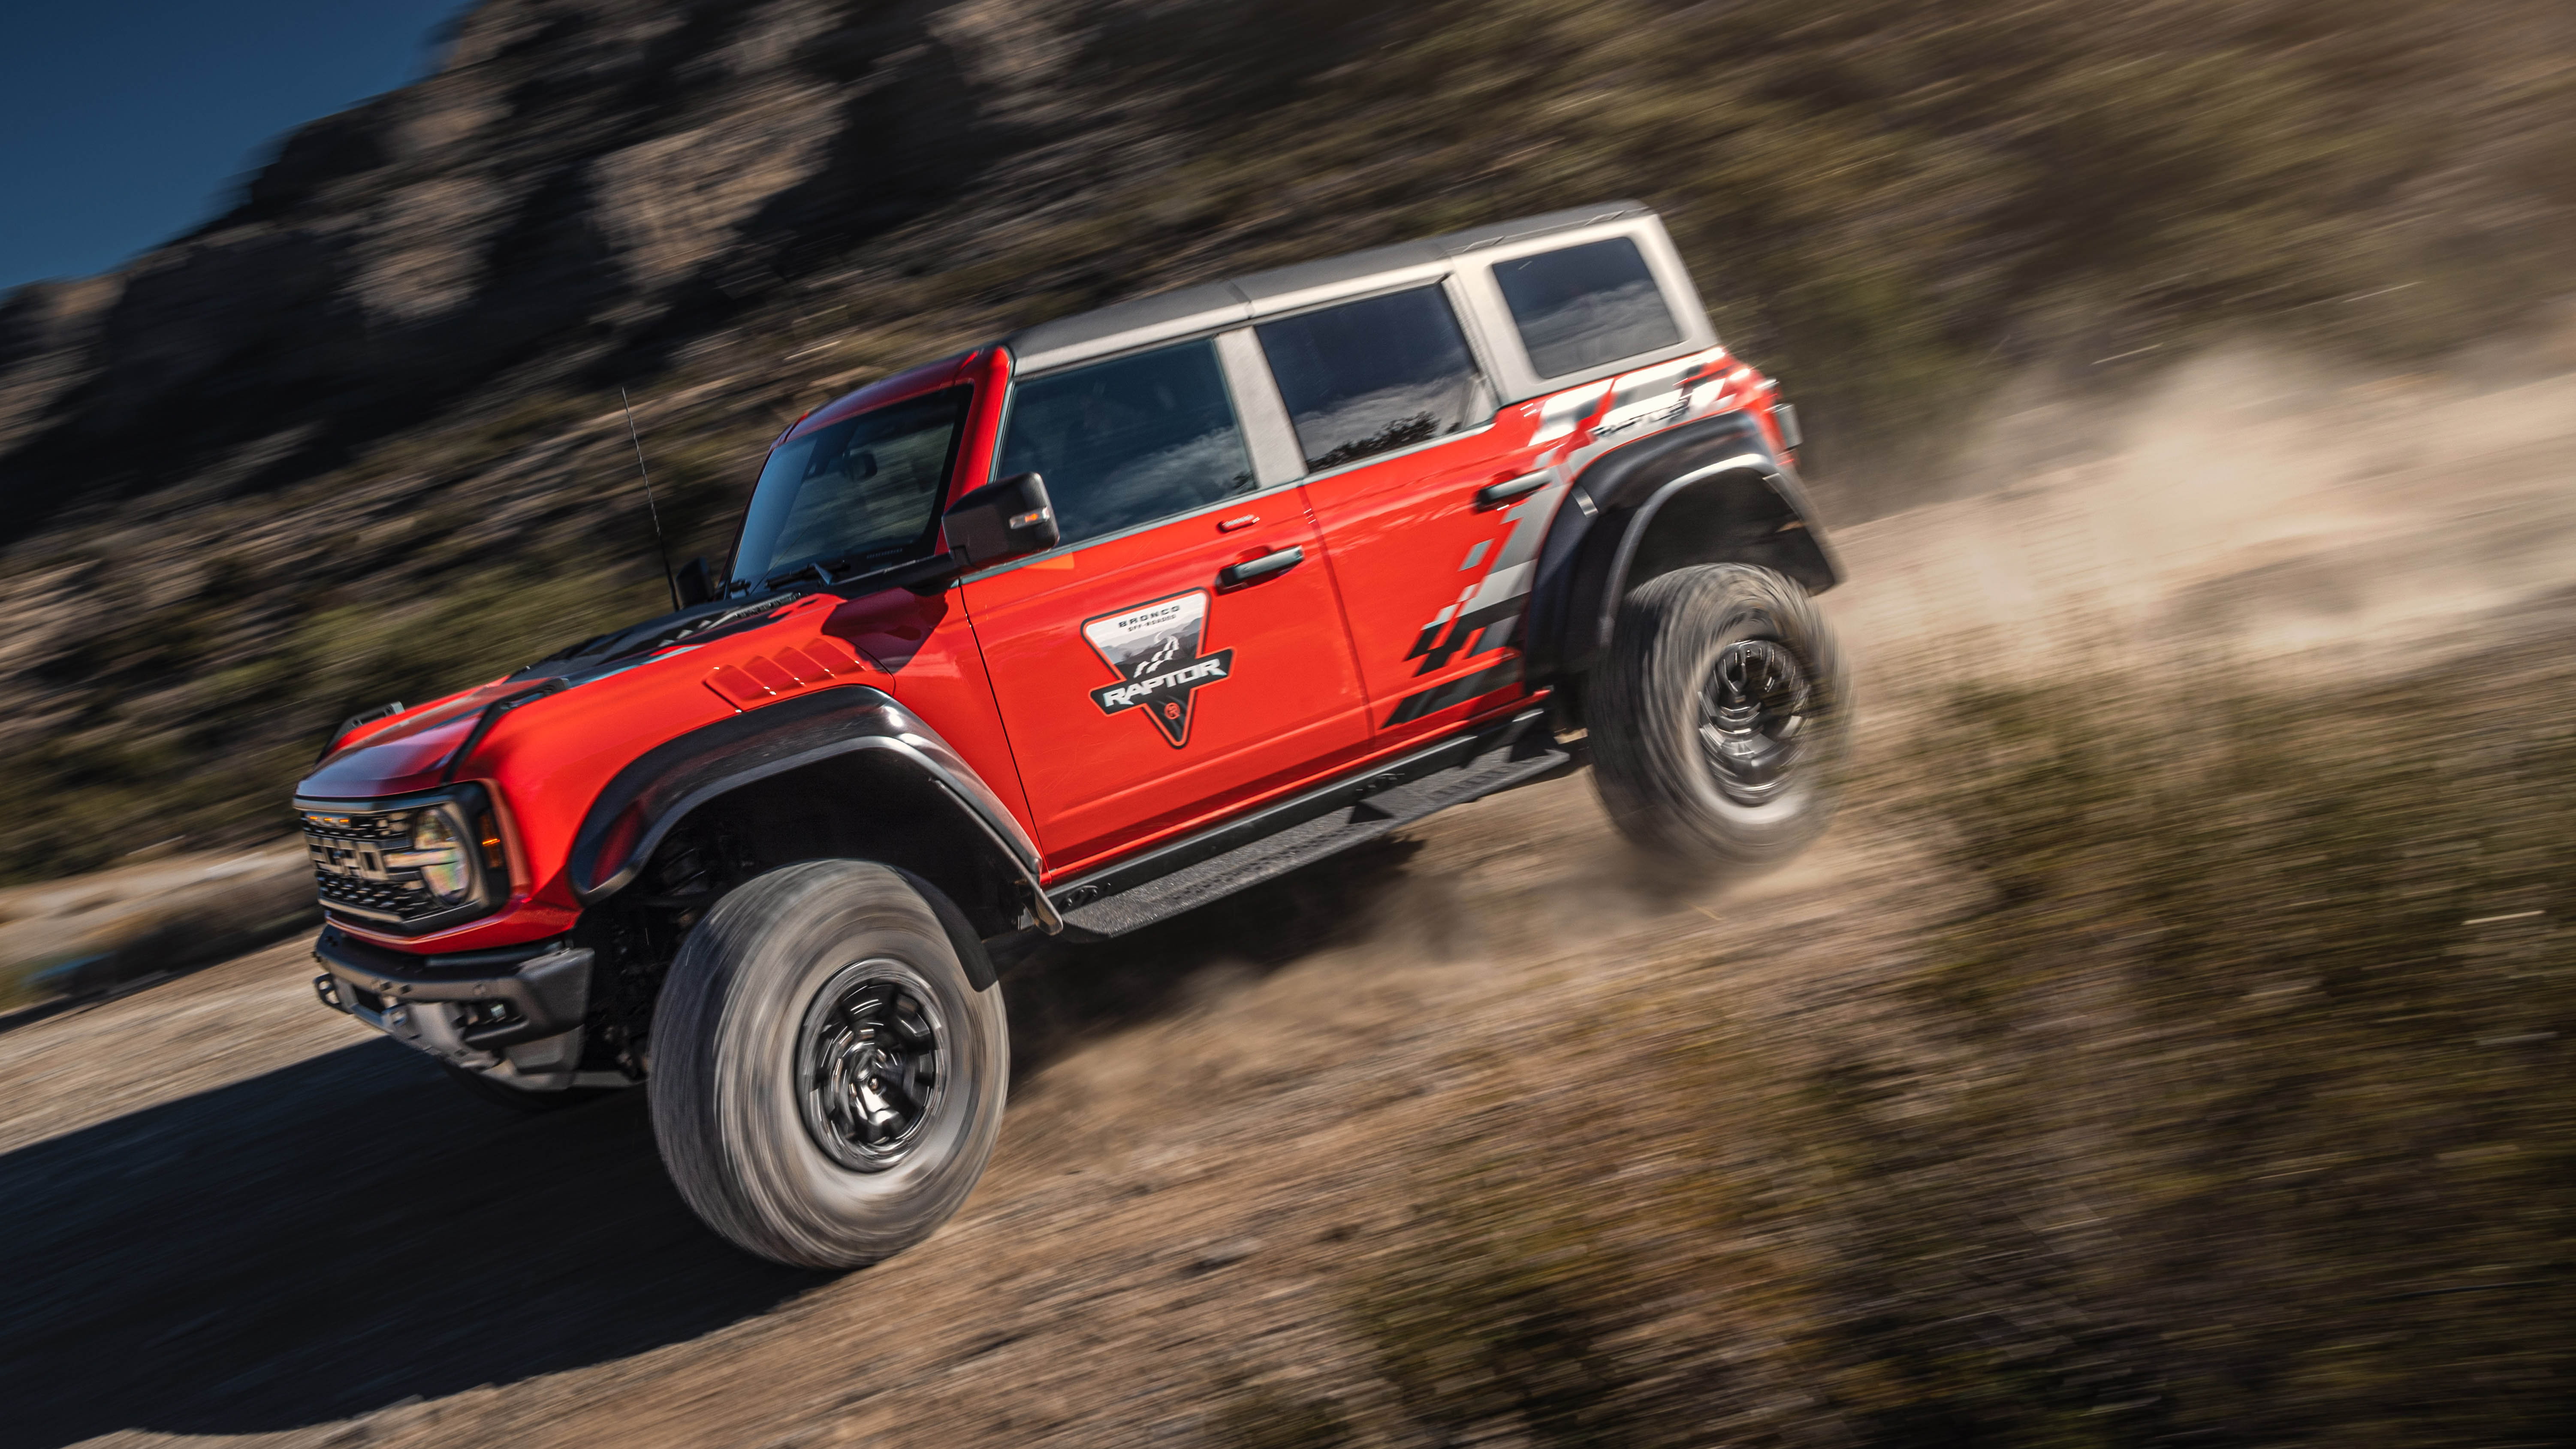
left=1590, top=563, right=1849, bottom=864
left=648, top=860, right=1007, bottom=1269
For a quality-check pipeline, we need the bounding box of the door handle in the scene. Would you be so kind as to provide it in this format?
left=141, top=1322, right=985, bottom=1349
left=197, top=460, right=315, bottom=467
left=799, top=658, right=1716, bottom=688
left=1475, top=473, right=1548, bottom=509
left=1217, top=546, right=1303, bottom=588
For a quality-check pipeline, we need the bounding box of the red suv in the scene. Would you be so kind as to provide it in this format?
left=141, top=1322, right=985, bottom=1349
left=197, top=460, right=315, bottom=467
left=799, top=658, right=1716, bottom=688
left=297, top=202, right=1845, bottom=1268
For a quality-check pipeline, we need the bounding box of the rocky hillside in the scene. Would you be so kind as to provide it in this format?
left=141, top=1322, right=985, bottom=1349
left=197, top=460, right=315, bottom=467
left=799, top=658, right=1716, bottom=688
left=1, top=0, right=2570, bottom=882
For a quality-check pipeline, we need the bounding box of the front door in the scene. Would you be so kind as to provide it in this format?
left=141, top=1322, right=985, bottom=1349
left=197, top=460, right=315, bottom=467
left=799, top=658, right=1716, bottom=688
left=962, top=337, right=1371, bottom=872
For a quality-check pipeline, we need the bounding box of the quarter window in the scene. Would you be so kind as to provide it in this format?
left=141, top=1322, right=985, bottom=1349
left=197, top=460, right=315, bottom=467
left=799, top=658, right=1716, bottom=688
left=1492, top=236, right=1682, bottom=379
left=996, top=339, right=1257, bottom=547
left=1255, top=286, right=1490, bottom=471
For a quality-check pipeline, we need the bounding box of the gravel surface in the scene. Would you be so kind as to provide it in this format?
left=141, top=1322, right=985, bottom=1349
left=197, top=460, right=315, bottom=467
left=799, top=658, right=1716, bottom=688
left=0, top=776, right=1908, bottom=1449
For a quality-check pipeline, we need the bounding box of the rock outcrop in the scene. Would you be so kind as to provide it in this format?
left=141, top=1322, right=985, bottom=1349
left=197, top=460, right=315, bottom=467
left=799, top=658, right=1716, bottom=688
left=0, top=0, right=1104, bottom=538
left=0, top=0, right=1394, bottom=879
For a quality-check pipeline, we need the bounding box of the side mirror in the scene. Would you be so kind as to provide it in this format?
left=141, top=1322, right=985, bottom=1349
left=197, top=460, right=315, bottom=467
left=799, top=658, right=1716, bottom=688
left=942, top=472, right=1060, bottom=568
left=673, top=555, right=715, bottom=607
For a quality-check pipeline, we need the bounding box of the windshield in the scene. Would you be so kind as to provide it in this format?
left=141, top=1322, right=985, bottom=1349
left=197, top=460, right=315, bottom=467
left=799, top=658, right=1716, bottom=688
left=728, top=386, right=969, bottom=589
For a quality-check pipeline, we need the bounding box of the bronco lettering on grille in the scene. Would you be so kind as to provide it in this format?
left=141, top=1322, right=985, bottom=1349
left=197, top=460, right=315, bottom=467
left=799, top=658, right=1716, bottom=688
left=302, top=811, right=439, bottom=921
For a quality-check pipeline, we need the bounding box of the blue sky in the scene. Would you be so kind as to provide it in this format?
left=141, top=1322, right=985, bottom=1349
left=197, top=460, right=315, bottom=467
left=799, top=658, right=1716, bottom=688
left=1, top=0, right=468, bottom=293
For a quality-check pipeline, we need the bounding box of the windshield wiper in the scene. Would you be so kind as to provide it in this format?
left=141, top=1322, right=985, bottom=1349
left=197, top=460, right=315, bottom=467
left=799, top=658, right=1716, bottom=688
left=759, top=561, right=832, bottom=591
left=760, top=543, right=918, bottom=594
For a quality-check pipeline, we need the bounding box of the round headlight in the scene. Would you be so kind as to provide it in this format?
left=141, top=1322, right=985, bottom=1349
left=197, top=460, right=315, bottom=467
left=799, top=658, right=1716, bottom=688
left=407, top=810, right=473, bottom=902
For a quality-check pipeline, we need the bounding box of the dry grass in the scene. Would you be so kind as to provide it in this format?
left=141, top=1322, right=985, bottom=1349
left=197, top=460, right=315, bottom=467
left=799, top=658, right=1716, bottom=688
left=1218, top=648, right=2575, bottom=1447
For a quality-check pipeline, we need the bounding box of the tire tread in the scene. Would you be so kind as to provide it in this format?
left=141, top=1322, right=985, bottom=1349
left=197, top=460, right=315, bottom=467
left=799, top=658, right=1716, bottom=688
left=648, top=860, right=1006, bottom=1268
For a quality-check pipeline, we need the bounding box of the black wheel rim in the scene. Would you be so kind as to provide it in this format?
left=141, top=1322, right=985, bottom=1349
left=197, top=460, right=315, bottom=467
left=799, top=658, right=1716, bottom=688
left=1696, top=636, right=1814, bottom=805
left=797, top=961, right=946, bottom=1171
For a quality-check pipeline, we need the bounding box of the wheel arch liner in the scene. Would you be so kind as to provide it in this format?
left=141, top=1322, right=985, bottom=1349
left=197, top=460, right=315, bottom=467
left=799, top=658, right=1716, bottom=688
left=886, top=864, right=1002, bottom=992
left=1521, top=411, right=1840, bottom=682
left=568, top=685, right=1049, bottom=926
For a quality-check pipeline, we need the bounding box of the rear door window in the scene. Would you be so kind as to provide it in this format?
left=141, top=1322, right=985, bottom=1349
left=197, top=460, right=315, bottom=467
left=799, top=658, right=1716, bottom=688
left=1491, top=235, right=1682, bottom=379
left=1255, top=286, right=1489, bottom=471
left=995, top=339, right=1257, bottom=547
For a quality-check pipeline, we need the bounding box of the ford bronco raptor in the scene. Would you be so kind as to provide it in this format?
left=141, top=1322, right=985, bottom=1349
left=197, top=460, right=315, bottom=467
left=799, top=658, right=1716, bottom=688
left=297, top=202, right=1845, bottom=1268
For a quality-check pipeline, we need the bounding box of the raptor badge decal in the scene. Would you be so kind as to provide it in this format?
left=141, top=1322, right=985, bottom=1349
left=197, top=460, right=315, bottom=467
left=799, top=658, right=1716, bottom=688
left=1083, top=590, right=1233, bottom=748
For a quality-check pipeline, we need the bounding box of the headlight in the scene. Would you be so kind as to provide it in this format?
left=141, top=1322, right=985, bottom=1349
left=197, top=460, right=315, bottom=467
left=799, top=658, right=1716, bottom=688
left=390, top=809, right=473, bottom=903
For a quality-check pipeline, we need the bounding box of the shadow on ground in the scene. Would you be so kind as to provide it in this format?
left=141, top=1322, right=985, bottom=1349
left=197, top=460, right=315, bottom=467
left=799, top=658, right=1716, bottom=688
left=0, top=1038, right=824, bottom=1449
left=0, top=834, right=1435, bottom=1448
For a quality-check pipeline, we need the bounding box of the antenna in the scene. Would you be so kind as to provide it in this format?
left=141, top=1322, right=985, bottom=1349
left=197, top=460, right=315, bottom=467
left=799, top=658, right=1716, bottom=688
left=620, top=386, right=682, bottom=613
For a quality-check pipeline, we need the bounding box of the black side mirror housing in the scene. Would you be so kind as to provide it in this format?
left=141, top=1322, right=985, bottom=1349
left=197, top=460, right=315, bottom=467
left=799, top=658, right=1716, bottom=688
left=942, top=472, right=1060, bottom=568
left=673, top=555, right=715, bottom=607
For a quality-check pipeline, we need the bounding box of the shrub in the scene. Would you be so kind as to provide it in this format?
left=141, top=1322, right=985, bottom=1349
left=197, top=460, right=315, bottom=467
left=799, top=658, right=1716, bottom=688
left=1351, top=651, right=2574, bottom=1446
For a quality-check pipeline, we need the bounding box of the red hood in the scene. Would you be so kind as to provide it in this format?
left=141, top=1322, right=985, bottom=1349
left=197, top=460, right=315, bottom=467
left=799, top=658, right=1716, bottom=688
left=293, top=590, right=861, bottom=803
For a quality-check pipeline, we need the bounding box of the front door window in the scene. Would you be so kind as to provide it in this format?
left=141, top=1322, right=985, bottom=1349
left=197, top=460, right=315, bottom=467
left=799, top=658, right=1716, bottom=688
left=993, top=339, right=1258, bottom=547
left=963, top=340, right=1371, bottom=870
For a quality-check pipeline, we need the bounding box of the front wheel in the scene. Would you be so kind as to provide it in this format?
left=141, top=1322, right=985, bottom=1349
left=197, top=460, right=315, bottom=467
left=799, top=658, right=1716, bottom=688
left=1590, top=563, right=1849, bottom=865
left=648, top=860, right=1008, bottom=1269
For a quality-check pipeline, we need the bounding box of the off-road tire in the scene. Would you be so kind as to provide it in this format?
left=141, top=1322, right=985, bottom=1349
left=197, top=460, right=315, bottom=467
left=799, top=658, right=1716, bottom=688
left=1590, top=563, right=1848, bottom=864
left=437, top=1060, right=619, bottom=1112
left=648, top=860, right=1008, bottom=1269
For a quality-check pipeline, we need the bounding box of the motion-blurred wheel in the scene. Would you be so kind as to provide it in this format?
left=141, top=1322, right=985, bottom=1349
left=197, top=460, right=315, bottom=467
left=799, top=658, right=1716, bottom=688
left=647, top=860, right=1007, bottom=1268
left=1590, top=563, right=1849, bottom=863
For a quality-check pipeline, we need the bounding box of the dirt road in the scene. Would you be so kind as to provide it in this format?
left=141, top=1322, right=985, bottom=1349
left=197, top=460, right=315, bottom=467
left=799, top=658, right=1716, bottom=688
left=6, top=345, right=2570, bottom=1449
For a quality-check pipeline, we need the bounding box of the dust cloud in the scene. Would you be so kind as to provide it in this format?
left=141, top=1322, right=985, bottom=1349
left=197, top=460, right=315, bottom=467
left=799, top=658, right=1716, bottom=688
left=1831, top=336, right=2576, bottom=693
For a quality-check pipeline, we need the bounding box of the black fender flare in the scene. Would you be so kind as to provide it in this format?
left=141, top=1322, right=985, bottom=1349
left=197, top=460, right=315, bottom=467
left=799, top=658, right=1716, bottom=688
left=567, top=684, right=1059, bottom=934
left=1520, top=411, right=1840, bottom=684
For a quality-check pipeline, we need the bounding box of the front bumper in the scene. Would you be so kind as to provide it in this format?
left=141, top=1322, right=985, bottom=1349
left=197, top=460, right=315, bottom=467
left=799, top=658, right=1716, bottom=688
left=312, top=928, right=603, bottom=1087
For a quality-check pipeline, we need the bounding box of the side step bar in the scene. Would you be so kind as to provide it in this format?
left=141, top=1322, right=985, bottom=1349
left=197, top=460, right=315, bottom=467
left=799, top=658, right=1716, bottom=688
left=1049, top=709, right=1575, bottom=940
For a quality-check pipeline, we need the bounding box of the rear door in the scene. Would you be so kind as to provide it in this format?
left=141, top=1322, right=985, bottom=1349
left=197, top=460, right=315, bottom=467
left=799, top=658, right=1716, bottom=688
left=1289, top=237, right=1705, bottom=738
left=961, top=337, right=1371, bottom=871
left=1267, top=284, right=1557, bottom=738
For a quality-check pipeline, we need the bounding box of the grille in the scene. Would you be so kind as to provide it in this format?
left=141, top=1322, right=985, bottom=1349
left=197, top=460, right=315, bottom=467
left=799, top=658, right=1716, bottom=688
left=302, top=808, right=446, bottom=924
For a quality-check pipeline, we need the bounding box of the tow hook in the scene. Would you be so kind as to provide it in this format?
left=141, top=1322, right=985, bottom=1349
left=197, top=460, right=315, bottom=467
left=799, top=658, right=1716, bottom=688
left=312, top=974, right=347, bottom=1013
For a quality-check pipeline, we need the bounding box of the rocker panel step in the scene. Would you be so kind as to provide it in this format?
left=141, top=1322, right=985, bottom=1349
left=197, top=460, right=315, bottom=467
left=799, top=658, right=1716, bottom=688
left=1056, top=726, right=1572, bottom=940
